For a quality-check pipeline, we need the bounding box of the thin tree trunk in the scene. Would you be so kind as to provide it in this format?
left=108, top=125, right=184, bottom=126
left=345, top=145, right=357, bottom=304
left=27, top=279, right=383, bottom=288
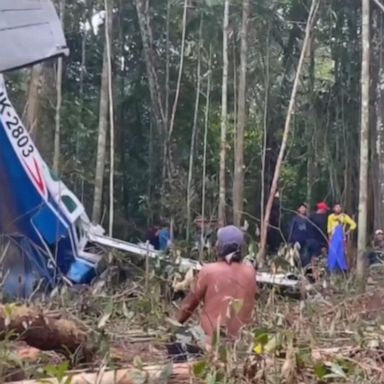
left=259, top=0, right=319, bottom=260
left=135, top=0, right=165, bottom=134
left=373, top=0, right=384, bottom=13
left=53, top=0, right=65, bottom=173
left=233, top=41, right=237, bottom=152
left=24, top=64, right=43, bottom=140
left=186, top=15, right=203, bottom=242
left=200, top=46, right=212, bottom=261
left=135, top=0, right=167, bottom=200
left=161, top=0, right=171, bottom=196
left=233, top=0, right=249, bottom=226
left=357, top=0, right=370, bottom=283
left=92, top=7, right=112, bottom=224
left=167, top=0, right=188, bottom=141
left=307, top=31, right=316, bottom=206
left=219, top=0, right=230, bottom=227
left=165, top=0, right=170, bottom=135
left=105, top=0, right=115, bottom=236
left=373, top=7, right=384, bottom=231
left=75, top=25, right=87, bottom=175
left=165, top=0, right=188, bottom=184
left=260, top=25, right=270, bottom=230
left=147, top=118, right=154, bottom=226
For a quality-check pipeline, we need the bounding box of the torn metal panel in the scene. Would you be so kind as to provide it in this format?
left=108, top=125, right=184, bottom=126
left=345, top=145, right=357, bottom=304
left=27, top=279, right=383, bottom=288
left=0, top=0, right=68, bottom=72
left=87, top=233, right=299, bottom=289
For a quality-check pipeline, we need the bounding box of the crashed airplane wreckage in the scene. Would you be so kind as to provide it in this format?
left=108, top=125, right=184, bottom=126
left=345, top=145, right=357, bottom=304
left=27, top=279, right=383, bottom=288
left=0, top=0, right=299, bottom=298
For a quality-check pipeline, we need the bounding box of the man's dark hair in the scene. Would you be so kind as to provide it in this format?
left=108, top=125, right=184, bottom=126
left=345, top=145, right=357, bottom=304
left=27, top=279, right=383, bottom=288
left=218, top=243, right=242, bottom=262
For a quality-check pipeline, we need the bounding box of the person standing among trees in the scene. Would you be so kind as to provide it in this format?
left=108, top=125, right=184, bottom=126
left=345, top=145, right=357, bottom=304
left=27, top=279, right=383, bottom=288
left=288, top=203, right=311, bottom=266
left=327, top=203, right=357, bottom=240
left=158, top=219, right=172, bottom=252
left=327, top=203, right=357, bottom=272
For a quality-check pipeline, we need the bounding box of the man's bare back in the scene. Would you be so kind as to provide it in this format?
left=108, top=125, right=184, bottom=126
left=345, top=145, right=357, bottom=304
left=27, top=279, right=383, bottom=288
left=177, top=259, right=257, bottom=344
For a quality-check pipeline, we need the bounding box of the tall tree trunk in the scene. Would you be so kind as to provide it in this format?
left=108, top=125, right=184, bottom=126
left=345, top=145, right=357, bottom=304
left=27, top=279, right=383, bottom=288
left=165, top=0, right=188, bottom=185
left=53, top=0, right=65, bottom=173
left=200, top=46, right=212, bottom=261
left=24, top=64, right=43, bottom=140
left=233, top=0, right=249, bottom=227
left=165, top=0, right=170, bottom=141
left=306, top=30, right=316, bottom=207
left=373, top=6, right=384, bottom=231
left=186, top=15, right=203, bottom=242
left=357, top=0, right=370, bottom=282
left=219, top=0, right=229, bottom=227
left=135, top=0, right=167, bottom=203
left=260, top=25, right=271, bottom=227
left=135, top=0, right=165, bottom=135
left=75, top=23, right=87, bottom=195
left=92, top=4, right=113, bottom=224
left=259, top=0, right=319, bottom=260
left=105, top=0, right=115, bottom=236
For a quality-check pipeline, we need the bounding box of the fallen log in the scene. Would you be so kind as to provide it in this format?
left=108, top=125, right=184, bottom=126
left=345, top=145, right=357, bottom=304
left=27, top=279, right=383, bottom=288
left=5, top=362, right=198, bottom=384
left=0, top=304, right=88, bottom=357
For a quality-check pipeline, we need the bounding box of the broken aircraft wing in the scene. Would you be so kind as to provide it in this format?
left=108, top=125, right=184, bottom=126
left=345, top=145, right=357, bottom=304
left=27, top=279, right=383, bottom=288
left=0, top=0, right=68, bottom=72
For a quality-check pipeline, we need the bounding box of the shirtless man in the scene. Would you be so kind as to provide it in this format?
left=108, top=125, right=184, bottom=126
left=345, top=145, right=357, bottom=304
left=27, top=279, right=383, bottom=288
left=176, top=225, right=258, bottom=347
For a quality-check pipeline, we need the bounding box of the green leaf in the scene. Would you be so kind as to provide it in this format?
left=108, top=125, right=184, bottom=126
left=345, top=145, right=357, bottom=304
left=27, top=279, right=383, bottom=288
left=314, top=362, right=328, bottom=379
left=254, top=329, right=269, bottom=346
left=44, top=361, right=70, bottom=381
left=193, top=360, right=208, bottom=378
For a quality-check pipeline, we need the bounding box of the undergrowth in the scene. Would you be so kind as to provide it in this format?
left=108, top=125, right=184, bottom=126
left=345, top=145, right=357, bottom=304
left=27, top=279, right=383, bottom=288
left=2, top=251, right=384, bottom=383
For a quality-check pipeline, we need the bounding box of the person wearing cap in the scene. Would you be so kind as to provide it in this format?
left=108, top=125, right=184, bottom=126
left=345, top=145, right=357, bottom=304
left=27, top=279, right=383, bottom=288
left=308, top=202, right=330, bottom=258
left=176, top=225, right=257, bottom=347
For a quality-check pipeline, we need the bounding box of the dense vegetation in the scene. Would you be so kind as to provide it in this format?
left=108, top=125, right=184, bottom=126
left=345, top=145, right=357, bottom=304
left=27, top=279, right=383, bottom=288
left=8, top=0, right=382, bottom=245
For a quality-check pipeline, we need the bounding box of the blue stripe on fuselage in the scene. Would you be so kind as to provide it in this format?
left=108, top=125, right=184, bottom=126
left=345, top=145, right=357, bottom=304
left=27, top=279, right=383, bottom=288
left=0, top=119, right=77, bottom=279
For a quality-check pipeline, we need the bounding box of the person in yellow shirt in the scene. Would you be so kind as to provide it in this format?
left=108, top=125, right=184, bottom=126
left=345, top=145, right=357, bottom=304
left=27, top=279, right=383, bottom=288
left=327, top=203, right=357, bottom=272
left=327, top=203, right=357, bottom=239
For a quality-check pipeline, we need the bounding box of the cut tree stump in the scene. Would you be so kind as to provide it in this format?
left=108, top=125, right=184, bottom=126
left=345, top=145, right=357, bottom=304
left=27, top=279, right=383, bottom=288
left=0, top=304, right=89, bottom=356
left=5, top=362, right=199, bottom=384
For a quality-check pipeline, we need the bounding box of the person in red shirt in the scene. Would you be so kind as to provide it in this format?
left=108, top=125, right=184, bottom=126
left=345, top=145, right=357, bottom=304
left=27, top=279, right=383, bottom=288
left=176, top=225, right=258, bottom=347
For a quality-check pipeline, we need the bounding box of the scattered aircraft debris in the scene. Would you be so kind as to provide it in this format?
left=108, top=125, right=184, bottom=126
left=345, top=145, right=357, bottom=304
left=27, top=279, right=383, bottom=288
left=0, top=0, right=300, bottom=298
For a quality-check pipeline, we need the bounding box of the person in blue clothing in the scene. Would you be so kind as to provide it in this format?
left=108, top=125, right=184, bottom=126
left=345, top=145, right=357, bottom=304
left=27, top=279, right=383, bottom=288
left=158, top=220, right=172, bottom=252
left=288, top=203, right=310, bottom=266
